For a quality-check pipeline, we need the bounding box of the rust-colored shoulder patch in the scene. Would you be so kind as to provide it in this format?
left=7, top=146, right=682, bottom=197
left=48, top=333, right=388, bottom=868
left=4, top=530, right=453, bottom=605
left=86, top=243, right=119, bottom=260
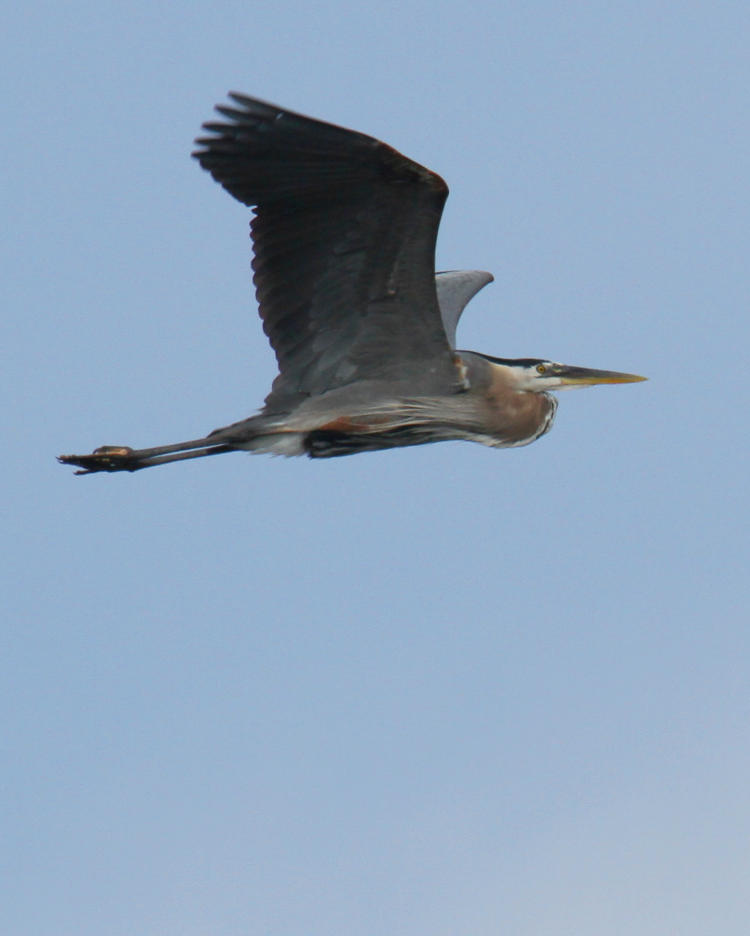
left=453, top=353, right=471, bottom=390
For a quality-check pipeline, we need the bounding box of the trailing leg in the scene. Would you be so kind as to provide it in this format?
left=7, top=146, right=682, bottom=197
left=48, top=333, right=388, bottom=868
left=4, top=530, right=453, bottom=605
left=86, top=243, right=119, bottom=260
left=57, top=437, right=236, bottom=474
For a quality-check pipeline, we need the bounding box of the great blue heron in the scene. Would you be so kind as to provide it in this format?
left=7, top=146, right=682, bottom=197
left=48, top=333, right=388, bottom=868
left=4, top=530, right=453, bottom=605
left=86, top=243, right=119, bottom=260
left=59, top=93, right=645, bottom=475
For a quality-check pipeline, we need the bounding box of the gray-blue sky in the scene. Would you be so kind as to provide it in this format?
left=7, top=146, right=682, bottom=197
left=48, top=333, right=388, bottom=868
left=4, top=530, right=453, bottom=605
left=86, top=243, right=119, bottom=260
left=4, top=1, right=750, bottom=934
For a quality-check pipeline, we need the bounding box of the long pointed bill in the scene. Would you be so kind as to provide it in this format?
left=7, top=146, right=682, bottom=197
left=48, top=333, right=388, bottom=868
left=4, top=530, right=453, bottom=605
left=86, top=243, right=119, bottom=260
left=556, top=365, right=647, bottom=386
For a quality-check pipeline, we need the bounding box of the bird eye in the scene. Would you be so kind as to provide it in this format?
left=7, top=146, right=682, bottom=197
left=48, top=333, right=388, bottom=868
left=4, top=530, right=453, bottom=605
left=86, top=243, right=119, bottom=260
left=536, top=364, right=547, bottom=375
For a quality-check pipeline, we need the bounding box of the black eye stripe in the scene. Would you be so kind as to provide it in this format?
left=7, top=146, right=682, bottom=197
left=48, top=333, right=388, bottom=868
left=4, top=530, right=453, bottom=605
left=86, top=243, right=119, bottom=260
left=474, top=354, right=550, bottom=368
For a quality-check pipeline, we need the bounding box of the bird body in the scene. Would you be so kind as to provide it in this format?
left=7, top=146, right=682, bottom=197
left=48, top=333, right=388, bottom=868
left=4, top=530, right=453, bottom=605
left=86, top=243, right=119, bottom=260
left=208, top=350, right=557, bottom=459
left=59, top=94, right=644, bottom=475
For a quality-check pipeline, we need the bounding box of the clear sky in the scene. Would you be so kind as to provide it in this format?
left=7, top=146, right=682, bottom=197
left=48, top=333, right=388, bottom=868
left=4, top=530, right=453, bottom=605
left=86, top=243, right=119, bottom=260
left=4, top=2, right=750, bottom=934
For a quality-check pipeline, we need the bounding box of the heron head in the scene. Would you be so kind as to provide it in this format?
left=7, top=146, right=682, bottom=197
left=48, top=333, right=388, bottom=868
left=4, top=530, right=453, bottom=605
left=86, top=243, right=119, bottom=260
left=487, top=357, right=647, bottom=392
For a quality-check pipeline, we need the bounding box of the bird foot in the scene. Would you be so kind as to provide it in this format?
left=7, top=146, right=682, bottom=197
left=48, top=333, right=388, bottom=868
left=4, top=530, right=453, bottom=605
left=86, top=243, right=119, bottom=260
left=57, top=445, right=138, bottom=475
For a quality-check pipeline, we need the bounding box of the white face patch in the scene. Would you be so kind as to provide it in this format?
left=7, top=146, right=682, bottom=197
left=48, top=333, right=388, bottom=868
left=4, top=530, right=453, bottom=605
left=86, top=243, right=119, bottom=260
left=494, top=362, right=565, bottom=392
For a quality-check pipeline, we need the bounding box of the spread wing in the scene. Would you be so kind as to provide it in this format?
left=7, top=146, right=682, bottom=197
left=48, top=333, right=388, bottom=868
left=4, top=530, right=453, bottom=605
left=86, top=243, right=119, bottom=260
left=193, top=93, right=458, bottom=412
left=435, top=270, right=494, bottom=347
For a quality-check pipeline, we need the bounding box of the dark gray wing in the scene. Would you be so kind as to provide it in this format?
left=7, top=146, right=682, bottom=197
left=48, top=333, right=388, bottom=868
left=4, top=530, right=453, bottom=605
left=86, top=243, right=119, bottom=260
left=434, top=270, right=494, bottom=347
left=193, top=93, right=458, bottom=412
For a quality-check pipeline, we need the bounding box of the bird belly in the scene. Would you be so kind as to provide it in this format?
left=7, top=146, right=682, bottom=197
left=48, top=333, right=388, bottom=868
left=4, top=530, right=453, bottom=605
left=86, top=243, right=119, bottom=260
left=233, top=432, right=308, bottom=457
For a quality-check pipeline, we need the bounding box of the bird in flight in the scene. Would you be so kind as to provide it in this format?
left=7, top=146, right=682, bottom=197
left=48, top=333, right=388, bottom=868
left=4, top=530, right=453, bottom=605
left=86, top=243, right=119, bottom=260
left=59, top=93, right=645, bottom=474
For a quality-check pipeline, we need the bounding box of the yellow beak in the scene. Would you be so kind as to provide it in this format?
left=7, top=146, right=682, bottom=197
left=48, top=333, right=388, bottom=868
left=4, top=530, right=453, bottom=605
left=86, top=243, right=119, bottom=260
left=556, top=366, right=647, bottom=386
